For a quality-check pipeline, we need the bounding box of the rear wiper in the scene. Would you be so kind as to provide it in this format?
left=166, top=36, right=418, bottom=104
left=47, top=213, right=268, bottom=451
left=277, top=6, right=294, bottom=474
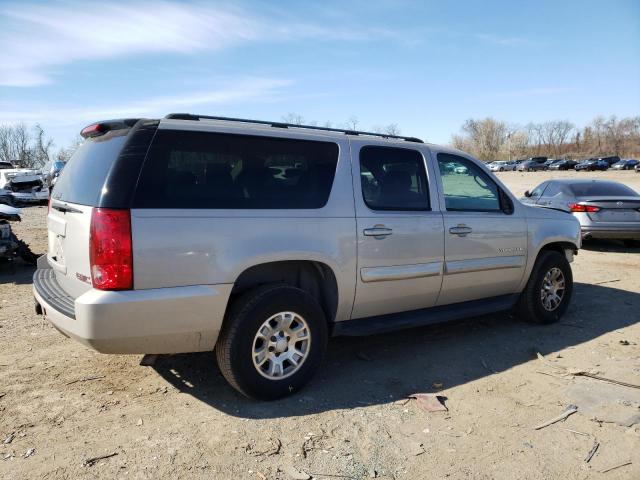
left=51, top=203, right=83, bottom=214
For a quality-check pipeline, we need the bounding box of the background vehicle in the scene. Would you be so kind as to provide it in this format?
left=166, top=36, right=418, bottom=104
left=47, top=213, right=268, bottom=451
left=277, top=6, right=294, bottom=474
left=611, top=159, right=639, bottom=170
left=597, top=156, right=621, bottom=168
left=33, top=115, right=580, bottom=400
left=541, top=159, right=562, bottom=170
left=522, top=179, right=640, bottom=244
left=548, top=159, right=578, bottom=171
left=0, top=162, right=16, bottom=170
left=575, top=158, right=608, bottom=171
left=517, top=157, right=548, bottom=171
left=41, top=160, right=67, bottom=189
left=489, top=161, right=516, bottom=172
left=0, top=204, right=37, bottom=265
left=0, top=168, right=49, bottom=204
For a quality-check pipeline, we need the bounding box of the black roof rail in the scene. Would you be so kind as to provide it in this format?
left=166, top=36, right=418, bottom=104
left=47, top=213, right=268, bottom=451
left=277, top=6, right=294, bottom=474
left=164, top=113, right=423, bottom=143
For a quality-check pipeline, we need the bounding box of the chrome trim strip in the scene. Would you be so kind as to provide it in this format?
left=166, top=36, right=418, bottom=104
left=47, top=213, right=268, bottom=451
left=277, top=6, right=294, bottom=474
left=361, top=262, right=442, bottom=283
left=445, top=255, right=525, bottom=275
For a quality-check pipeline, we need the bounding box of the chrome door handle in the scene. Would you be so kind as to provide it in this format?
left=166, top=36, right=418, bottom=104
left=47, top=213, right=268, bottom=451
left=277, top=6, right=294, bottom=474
left=449, top=225, right=472, bottom=236
left=363, top=227, right=393, bottom=237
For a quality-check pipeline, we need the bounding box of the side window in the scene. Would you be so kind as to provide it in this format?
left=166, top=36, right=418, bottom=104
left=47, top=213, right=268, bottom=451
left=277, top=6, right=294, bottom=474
left=541, top=182, right=560, bottom=198
left=134, top=130, right=339, bottom=209
left=437, top=153, right=501, bottom=211
left=359, top=146, right=429, bottom=211
left=529, top=183, right=548, bottom=200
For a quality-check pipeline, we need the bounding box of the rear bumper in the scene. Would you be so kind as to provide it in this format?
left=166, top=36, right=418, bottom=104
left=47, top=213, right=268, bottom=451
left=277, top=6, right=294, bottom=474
left=581, top=226, right=640, bottom=240
left=33, top=262, right=233, bottom=354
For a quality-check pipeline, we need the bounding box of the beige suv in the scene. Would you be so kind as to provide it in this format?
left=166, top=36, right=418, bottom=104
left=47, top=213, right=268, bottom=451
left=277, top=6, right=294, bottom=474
left=34, top=114, right=581, bottom=400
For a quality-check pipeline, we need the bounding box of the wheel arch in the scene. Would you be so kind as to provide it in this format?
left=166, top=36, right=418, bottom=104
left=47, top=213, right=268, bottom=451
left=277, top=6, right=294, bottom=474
left=227, top=260, right=340, bottom=326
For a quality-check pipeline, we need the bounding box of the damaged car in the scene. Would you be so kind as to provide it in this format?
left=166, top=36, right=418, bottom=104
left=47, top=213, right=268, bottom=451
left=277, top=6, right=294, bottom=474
left=0, top=168, right=49, bottom=205
left=0, top=203, right=37, bottom=265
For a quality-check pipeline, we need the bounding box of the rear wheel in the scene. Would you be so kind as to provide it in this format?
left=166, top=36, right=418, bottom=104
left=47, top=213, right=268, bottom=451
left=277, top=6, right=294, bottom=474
left=516, top=251, right=573, bottom=324
left=216, top=284, right=328, bottom=400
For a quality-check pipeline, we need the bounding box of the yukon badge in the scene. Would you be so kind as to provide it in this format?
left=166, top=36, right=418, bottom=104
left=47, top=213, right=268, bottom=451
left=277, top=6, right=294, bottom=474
left=498, top=247, right=524, bottom=253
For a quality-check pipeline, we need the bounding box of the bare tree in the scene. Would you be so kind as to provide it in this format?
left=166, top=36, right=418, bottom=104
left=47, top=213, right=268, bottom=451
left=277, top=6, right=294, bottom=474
left=57, top=135, right=84, bottom=161
left=345, top=116, right=359, bottom=130
left=456, top=118, right=508, bottom=161
left=0, top=123, right=54, bottom=168
left=450, top=115, right=640, bottom=159
left=281, top=113, right=305, bottom=125
left=383, top=123, right=401, bottom=136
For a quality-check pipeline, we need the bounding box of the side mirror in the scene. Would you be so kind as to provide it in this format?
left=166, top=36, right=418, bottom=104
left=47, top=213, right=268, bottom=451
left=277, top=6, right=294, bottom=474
left=524, top=190, right=532, bottom=198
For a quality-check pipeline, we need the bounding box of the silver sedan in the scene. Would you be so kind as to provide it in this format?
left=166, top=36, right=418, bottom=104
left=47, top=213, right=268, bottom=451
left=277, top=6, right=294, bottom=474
left=521, top=179, right=640, bottom=245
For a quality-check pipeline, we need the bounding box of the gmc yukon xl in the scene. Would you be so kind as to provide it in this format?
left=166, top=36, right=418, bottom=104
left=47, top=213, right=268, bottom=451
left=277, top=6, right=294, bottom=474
left=34, top=114, right=581, bottom=399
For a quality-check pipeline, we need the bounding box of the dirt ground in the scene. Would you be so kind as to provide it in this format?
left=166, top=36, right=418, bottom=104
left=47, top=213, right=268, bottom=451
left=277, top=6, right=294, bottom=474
left=1, top=170, right=639, bottom=480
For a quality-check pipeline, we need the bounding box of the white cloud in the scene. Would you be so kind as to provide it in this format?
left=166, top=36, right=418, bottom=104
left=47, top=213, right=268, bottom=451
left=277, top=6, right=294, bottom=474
left=0, top=77, right=291, bottom=125
left=0, top=1, right=264, bottom=87
left=0, top=0, right=408, bottom=87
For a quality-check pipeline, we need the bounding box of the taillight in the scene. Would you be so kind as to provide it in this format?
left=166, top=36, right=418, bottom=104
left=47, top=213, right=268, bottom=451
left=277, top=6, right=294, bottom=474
left=89, top=208, right=133, bottom=290
left=80, top=123, right=105, bottom=138
left=569, top=203, right=600, bottom=213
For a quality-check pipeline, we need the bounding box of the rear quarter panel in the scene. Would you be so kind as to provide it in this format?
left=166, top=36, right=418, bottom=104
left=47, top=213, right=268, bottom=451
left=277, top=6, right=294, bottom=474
left=131, top=135, right=357, bottom=322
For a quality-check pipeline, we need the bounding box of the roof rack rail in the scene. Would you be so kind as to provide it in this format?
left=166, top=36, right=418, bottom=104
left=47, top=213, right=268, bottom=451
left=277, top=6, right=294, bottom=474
left=164, top=113, right=423, bottom=143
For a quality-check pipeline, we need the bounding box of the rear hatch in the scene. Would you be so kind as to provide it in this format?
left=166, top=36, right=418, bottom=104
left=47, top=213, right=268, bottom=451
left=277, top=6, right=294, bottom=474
left=577, top=196, right=640, bottom=224
left=48, top=129, right=131, bottom=298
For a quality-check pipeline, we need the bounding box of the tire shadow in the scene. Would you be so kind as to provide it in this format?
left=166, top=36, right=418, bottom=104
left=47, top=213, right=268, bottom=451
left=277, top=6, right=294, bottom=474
left=152, top=282, right=639, bottom=418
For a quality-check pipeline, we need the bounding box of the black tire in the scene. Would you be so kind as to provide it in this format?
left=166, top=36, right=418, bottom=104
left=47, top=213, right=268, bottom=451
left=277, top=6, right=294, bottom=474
left=516, top=250, right=573, bottom=324
left=216, top=284, right=328, bottom=400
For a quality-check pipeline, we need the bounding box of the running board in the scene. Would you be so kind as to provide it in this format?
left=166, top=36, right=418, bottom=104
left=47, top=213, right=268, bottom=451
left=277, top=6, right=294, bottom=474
left=333, top=294, right=519, bottom=337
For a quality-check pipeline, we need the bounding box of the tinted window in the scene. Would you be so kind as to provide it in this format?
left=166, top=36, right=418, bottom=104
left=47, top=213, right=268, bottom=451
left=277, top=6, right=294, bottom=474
left=134, top=130, right=338, bottom=209
left=570, top=182, right=638, bottom=197
left=359, top=146, right=429, bottom=211
left=529, top=182, right=548, bottom=199
left=52, top=131, right=126, bottom=205
left=437, top=154, right=501, bottom=211
left=541, top=182, right=560, bottom=197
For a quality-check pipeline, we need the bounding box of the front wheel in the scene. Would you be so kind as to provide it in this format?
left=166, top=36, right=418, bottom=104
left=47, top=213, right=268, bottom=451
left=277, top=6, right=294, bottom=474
left=216, top=284, right=328, bottom=400
left=516, top=251, right=573, bottom=324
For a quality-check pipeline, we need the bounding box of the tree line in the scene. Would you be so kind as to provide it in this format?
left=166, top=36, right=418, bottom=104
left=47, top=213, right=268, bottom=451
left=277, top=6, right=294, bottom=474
left=0, top=123, right=84, bottom=169
left=451, top=115, right=640, bottom=162
left=3, top=114, right=638, bottom=169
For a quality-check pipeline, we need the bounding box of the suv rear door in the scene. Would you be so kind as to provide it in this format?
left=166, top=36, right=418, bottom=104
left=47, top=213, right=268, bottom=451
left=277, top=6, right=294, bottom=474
left=434, top=153, right=527, bottom=305
left=350, top=140, right=444, bottom=319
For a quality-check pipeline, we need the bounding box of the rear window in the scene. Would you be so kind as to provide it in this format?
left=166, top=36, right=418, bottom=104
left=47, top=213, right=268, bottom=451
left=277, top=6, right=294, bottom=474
left=570, top=182, right=638, bottom=197
left=52, top=131, right=127, bottom=205
left=133, top=130, right=339, bottom=209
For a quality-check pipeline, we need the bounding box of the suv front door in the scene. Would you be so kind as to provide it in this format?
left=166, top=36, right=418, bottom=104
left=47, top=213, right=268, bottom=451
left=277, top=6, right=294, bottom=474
left=435, top=153, right=527, bottom=306
left=350, top=141, right=444, bottom=319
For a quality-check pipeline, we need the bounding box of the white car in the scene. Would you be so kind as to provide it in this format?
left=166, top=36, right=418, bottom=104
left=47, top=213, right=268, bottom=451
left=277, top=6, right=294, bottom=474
left=0, top=168, right=49, bottom=204
left=490, top=161, right=516, bottom=172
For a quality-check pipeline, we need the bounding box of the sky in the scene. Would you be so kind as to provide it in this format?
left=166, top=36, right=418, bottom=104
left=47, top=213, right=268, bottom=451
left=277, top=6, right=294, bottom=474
left=0, top=0, right=639, bottom=151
